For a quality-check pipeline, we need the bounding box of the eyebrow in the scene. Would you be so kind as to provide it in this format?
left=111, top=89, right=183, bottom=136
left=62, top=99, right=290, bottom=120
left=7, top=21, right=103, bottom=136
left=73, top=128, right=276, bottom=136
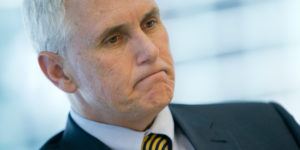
left=141, top=7, right=160, bottom=23
left=88, top=24, right=126, bottom=48
left=89, top=7, right=160, bottom=48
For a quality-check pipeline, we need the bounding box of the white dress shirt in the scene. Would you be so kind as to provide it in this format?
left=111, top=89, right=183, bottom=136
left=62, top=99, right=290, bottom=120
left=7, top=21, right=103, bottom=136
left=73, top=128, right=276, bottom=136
left=70, top=106, right=194, bottom=150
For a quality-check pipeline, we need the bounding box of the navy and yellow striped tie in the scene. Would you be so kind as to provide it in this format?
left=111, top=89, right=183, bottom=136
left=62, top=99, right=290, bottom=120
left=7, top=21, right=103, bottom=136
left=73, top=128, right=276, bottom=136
left=141, top=133, right=172, bottom=150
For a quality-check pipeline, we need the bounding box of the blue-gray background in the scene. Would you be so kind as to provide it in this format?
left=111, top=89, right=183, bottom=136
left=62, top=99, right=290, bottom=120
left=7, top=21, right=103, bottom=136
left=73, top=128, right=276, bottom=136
left=1, top=0, right=300, bottom=149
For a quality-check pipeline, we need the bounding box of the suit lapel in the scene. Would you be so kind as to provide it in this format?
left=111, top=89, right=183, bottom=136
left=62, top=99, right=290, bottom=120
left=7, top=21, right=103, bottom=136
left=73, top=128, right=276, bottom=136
left=169, top=104, right=240, bottom=150
left=60, top=115, right=111, bottom=150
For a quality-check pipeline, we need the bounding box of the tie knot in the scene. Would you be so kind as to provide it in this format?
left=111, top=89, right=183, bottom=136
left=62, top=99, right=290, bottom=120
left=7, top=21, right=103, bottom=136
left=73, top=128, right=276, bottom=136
left=141, top=133, right=172, bottom=150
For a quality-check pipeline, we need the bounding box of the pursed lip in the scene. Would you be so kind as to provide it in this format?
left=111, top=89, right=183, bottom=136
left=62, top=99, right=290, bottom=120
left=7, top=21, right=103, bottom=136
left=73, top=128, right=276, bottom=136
left=134, top=69, right=165, bottom=88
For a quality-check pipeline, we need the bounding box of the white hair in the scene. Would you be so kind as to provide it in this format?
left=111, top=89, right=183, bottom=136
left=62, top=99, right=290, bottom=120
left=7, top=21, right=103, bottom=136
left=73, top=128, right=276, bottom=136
left=22, top=0, right=69, bottom=56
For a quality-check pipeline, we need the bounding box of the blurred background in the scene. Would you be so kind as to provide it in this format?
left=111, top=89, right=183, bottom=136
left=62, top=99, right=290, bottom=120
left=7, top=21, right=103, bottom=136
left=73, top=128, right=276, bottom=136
left=1, top=0, right=300, bottom=149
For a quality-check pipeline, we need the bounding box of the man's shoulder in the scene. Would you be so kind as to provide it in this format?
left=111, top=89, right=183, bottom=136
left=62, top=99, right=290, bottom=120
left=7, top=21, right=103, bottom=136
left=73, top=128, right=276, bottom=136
left=169, top=101, right=300, bottom=149
left=169, top=101, right=297, bottom=126
left=170, top=101, right=275, bottom=109
left=169, top=101, right=285, bottom=116
left=40, top=131, right=64, bottom=150
left=39, top=115, right=111, bottom=150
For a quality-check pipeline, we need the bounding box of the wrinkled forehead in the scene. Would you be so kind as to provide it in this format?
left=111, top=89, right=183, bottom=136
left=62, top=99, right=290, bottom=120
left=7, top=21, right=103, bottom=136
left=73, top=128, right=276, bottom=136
left=65, top=0, right=158, bottom=27
left=64, top=0, right=159, bottom=48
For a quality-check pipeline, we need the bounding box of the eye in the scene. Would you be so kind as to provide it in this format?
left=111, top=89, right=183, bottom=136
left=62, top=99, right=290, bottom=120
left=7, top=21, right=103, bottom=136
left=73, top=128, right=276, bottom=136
left=107, top=35, right=120, bottom=44
left=145, top=20, right=155, bottom=28
left=103, top=34, right=123, bottom=46
left=142, top=19, right=158, bottom=31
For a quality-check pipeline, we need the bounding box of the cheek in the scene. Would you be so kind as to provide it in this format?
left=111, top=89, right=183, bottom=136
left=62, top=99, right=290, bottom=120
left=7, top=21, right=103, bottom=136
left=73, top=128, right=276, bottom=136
left=153, top=27, right=171, bottom=53
left=104, top=60, right=134, bottom=95
left=154, top=29, right=174, bottom=64
left=76, top=57, right=106, bottom=97
left=77, top=52, right=133, bottom=98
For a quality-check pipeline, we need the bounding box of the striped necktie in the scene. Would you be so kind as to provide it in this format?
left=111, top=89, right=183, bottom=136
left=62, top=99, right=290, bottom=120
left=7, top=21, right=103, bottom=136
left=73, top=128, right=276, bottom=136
left=141, top=133, right=172, bottom=150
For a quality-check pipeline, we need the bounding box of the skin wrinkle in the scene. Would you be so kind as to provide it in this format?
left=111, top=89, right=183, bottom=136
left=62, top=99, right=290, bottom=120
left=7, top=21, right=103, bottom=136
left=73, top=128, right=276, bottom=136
left=60, top=0, right=175, bottom=131
left=88, top=8, right=160, bottom=50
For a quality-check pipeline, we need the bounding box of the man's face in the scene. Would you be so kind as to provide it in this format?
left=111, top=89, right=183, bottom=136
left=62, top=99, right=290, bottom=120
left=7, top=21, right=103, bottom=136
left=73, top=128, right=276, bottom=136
left=64, top=0, right=175, bottom=123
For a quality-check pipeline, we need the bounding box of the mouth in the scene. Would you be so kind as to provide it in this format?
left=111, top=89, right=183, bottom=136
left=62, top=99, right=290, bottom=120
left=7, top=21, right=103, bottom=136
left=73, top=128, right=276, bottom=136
left=134, top=69, right=166, bottom=88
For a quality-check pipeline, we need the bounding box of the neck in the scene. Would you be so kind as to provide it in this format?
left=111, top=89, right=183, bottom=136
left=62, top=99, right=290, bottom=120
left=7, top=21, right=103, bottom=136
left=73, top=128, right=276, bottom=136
left=73, top=106, right=158, bottom=131
left=68, top=93, right=161, bottom=131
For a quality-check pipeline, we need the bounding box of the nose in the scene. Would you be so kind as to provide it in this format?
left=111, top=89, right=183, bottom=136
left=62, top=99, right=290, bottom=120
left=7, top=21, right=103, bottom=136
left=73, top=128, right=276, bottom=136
left=133, top=32, right=159, bottom=65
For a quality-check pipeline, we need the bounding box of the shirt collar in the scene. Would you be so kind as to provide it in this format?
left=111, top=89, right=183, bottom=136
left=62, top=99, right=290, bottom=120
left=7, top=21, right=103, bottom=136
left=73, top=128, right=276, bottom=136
left=145, top=106, right=175, bottom=141
left=70, top=106, right=174, bottom=150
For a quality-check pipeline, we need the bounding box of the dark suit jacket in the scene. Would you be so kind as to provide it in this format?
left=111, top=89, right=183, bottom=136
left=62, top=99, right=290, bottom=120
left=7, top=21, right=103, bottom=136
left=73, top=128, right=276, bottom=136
left=41, top=102, right=300, bottom=150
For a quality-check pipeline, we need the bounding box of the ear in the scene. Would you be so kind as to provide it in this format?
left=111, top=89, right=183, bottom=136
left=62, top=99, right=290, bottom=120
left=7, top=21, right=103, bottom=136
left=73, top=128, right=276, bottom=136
left=38, top=51, right=77, bottom=93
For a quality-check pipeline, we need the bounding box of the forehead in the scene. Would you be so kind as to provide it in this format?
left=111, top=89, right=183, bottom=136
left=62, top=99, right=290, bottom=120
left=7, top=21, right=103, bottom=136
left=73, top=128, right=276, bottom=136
left=65, top=0, right=158, bottom=28
left=64, top=0, right=158, bottom=48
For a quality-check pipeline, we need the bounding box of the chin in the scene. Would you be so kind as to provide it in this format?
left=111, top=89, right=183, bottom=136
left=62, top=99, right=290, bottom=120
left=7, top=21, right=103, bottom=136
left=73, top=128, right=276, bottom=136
left=146, top=88, right=173, bottom=108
